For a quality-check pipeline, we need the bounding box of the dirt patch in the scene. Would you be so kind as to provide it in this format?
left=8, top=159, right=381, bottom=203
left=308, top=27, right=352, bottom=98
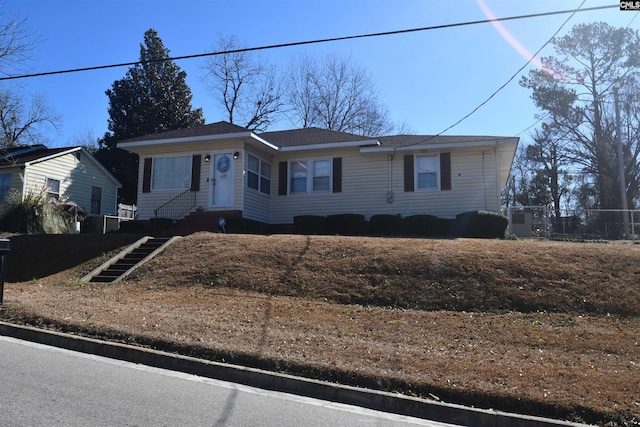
left=1, top=233, right=639, bottom=426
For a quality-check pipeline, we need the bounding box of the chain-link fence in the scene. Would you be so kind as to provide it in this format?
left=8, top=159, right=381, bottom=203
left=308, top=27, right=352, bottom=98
left=506, top=206, right=640, bottom=241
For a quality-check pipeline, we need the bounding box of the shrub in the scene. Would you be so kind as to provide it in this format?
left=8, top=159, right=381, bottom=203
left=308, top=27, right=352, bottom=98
left=225, top=217, right=269, bottom=234
left=454, top=210, right=507, bottom=238
left=293, top=215, right=327, bottom=235
left=405, top=215, right=442, bottom=237
left=0, top=188, right=71, bottom=234
left=326, top=214, right=367, bottom=235
left=369, top=214, right=404, bottom=236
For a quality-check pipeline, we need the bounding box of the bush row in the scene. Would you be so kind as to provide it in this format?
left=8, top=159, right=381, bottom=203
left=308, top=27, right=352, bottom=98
left=292, top=211, right=508, bottom=239
left=120, top=210, right=508, bottom=239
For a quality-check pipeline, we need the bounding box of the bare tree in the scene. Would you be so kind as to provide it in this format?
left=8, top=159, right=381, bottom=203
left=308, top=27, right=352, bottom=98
left=0, top=5, right=58, bottom=148
left=201, top=35, right=284, bottom=132
left=286, top=53, right=394, bottom=136
left=0, top=5, right=38, bottom=75
left=0, top=90, right=59, bottom=147
left=69, top=127, right=99, bottom=153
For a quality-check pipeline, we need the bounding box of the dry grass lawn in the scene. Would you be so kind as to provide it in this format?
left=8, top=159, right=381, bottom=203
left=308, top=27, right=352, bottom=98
left=1, top=232, right=639, bottom=426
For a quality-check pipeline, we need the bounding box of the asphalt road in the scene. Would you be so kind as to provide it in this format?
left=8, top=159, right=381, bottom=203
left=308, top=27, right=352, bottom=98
left=0, top=336, right=457, bottom=427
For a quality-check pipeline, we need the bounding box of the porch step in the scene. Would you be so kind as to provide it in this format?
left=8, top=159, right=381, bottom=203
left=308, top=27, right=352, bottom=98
left=81, top=236, right=180, bottom=284
left=158, top=211, right=242, bottom=236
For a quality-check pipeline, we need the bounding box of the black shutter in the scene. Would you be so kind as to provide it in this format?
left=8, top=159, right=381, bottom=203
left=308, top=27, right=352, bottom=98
left=278, top=161, right=288, bottom=196
left=190, top=155, right=201, bottom=191
left=142, top=158, right=152, bottom=193
left=440, top=152, right=451, bottom=191
left=403, top=155, right=414, bottom=192
left=332, top=157, right=342, bottom=193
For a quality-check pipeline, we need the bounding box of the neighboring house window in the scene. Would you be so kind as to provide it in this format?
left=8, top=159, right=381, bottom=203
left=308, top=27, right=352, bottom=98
left=416, top=155, right=438, bottom=189
left=247, top=154, right=271, bottom=195
left=91, top=186, right=102, bottom=214
left=151, top=156, right=192, bottom=190
left=46, top=178, right=60, bottom=200
left=0, top=173, right=10, bottom=199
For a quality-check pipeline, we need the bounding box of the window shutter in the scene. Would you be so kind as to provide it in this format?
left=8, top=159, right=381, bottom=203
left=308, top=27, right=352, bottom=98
left=278, top=161, right=288, bottom=196
left=440, top=152, right=451, bottom=191
left=190, top=155, right=201, bottom=191
left=332, top=157, right=342, bottom=193
left=403, top=155, right=414, bottom=192
left=142, top=158, right=152, bottom=193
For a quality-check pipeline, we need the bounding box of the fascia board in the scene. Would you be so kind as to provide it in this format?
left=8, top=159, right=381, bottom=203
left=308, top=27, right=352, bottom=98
left=24, top=147, right=81, bottom=166
left=359, top=138, right=518, bottom=153
left=279, top=139, right=380, bottom=152
left=118, top=131, right=255, bottom=150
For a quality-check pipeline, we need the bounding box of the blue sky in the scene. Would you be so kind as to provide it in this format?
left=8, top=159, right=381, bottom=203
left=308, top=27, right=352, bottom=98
left=2, top=0, right=638, bottom=147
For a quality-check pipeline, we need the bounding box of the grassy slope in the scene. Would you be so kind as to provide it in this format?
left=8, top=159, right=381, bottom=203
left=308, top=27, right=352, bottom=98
left=1, top=232, right=639, bottom=426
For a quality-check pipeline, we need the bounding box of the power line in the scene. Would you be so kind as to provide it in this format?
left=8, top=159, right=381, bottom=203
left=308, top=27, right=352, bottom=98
left=0, top=4, right=616, bottom=82
left=396, top=0, right=588, bottom=148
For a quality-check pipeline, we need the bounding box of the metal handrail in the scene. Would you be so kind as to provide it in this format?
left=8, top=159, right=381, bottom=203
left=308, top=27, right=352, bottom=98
left=154, top=189, right=196, bottom=222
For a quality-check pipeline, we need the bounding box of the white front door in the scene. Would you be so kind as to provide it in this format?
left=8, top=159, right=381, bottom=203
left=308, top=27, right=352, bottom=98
left=210, top=153, right=234, bottom=207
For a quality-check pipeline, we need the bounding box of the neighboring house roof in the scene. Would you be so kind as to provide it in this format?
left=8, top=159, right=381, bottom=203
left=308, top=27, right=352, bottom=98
left=0, top=145, right=122, bottom=187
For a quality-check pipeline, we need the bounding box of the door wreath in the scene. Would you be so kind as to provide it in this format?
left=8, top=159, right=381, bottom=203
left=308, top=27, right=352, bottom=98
left=216, top=155, right=231, bottom=173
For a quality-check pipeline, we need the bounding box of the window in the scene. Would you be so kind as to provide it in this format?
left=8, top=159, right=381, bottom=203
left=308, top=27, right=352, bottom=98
left=290, top=161, right=307, bottom=193
left=288, top=158, right=331, bottom=194
left=416, top=155, right=438, bottom=189
left=91, top=186, right=102, bottom=214
left=247, top=154, right=271, bottom=195
left=0, top=173, right=10, bottom=199
left=46, top=178, right=60, bottom=200
left=152, top=156, right=192, bottom=190
left=312, top=160, right=330, bottom=192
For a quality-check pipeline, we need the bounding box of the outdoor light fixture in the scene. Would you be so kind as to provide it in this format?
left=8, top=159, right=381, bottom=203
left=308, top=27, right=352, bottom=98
left=204, top=154, right=211, bottom=162
left=233, top=151, right=240, bottom=159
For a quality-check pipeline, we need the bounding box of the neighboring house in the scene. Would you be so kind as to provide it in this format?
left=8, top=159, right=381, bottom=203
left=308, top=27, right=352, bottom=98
left=118, top=121, right=518, bottom=225
left=0, top=145, right=122, bottom=217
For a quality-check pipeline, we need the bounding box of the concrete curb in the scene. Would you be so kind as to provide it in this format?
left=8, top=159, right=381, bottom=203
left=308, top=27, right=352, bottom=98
left=0, top=321, right=592, bottom=427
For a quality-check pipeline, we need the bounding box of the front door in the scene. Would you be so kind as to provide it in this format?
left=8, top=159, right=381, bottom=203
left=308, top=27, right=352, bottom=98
left=210, top=153, right=234, bottom=207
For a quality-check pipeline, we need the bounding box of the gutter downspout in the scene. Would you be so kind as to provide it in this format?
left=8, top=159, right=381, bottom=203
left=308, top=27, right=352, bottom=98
left=387, top=148, right=396, bottom=204
left=495, top=144, right=501, bottom=212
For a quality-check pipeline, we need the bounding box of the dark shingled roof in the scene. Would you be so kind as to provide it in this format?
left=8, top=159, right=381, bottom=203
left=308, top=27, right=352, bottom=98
left=376, top=135, right=512, bottom=147
left=260, top=127, right=373, bottom=147
left=0, top=145, right=76, bottom=167
left=120, top=121, right=251, bottom=143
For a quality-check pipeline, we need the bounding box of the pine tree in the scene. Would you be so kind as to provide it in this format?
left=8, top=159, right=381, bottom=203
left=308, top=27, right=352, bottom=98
left=105, top=28, right=204, bottom=141
left=97, top=29, right=204, bottom=203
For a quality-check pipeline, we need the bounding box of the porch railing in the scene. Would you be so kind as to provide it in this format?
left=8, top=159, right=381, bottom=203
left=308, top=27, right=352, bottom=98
left=154, top=189, right=197, bottom=222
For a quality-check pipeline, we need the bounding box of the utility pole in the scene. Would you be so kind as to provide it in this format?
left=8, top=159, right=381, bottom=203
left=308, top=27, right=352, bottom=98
left=614, top=87, right=630, bottom=239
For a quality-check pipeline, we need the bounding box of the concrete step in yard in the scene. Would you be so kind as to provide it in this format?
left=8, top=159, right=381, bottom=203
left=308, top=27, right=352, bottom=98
left=81, top=236, right=180, bottom=284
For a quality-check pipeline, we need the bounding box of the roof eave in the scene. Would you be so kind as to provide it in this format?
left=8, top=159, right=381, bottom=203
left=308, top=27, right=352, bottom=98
left=278, top=139, right=380, bottom=152
left=118, top=131, right=256, bottom=150
left=360, top=137, right=519, bottom=153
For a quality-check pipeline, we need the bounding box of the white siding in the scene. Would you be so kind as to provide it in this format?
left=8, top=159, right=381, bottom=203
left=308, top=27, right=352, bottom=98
left=270, top=147, right=502, bottom=224
left=134, top=142, right=245, bottom=221
left=241, top=150, right=271, bottom=223
left=25, top=152, right=119, bottom=215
